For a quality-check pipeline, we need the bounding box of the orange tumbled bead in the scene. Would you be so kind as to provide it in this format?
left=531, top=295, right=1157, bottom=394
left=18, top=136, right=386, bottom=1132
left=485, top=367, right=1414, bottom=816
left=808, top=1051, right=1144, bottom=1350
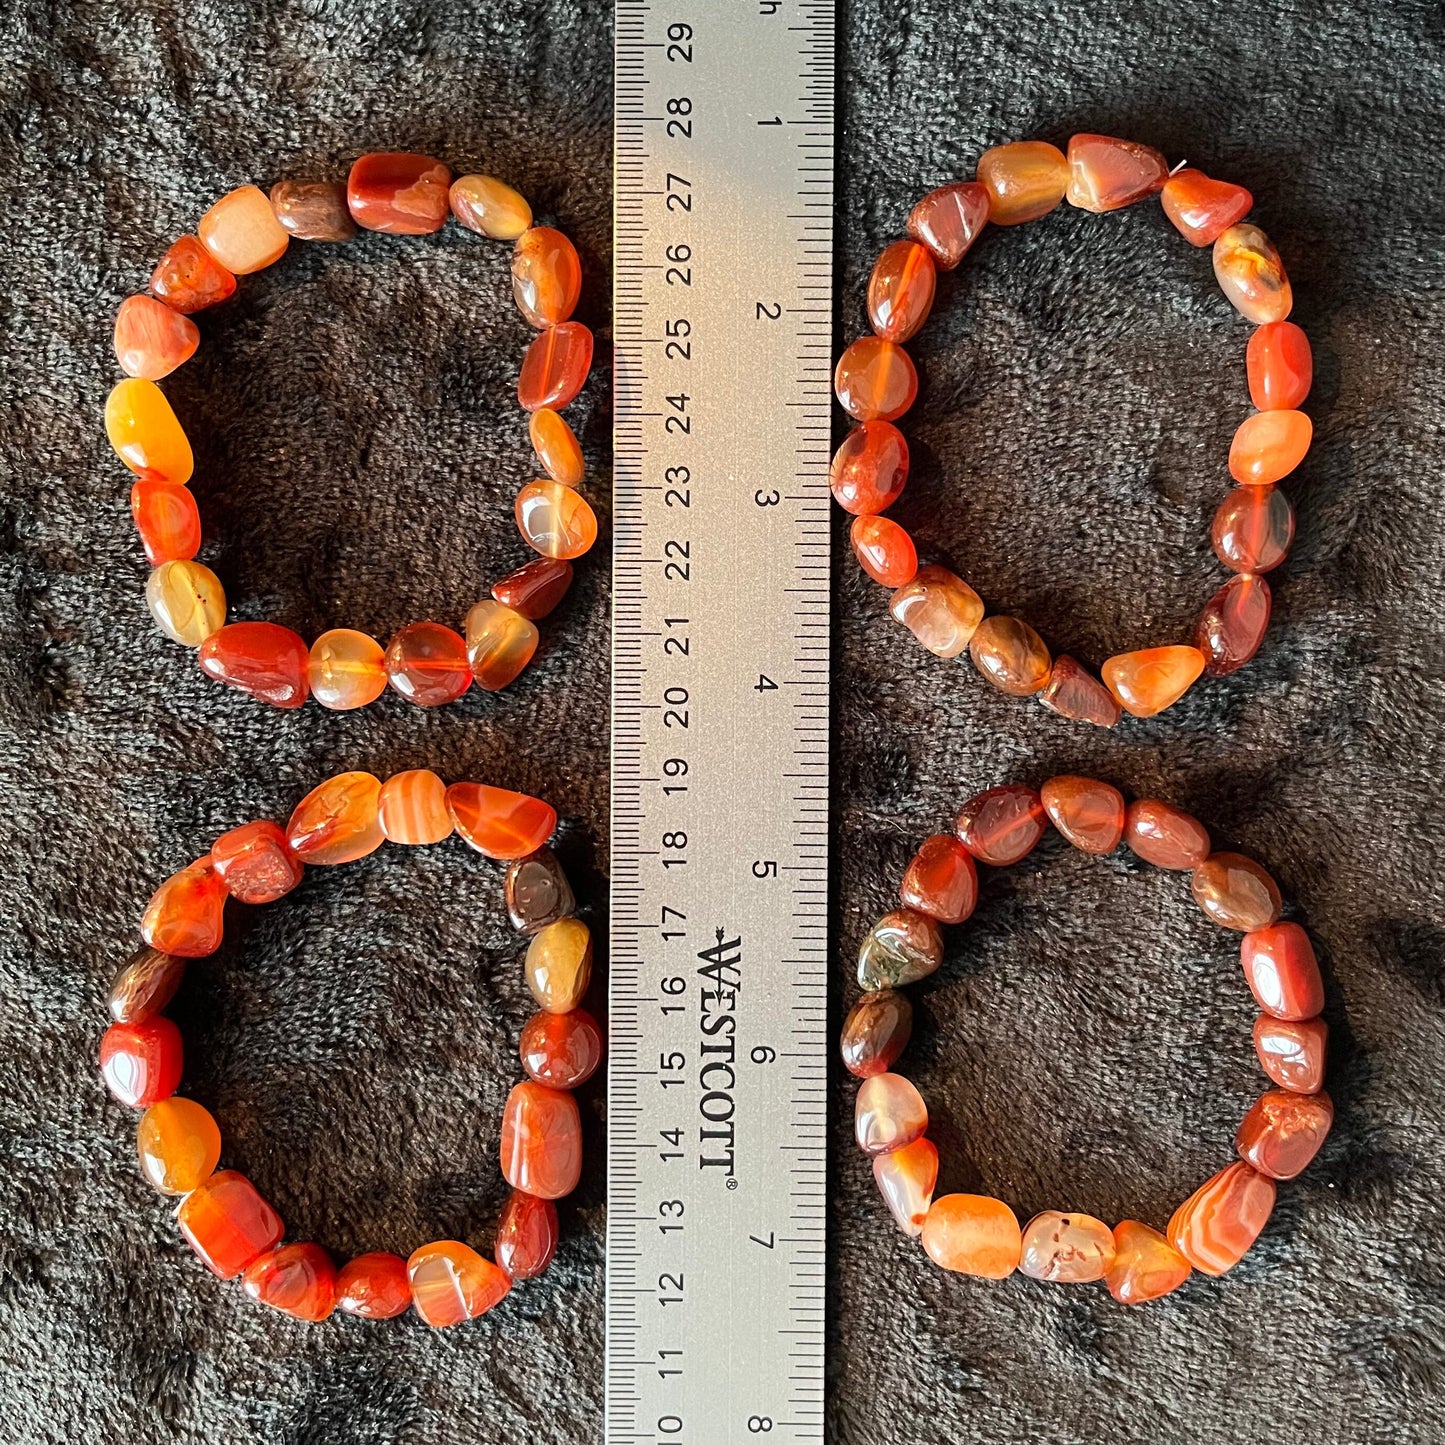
left=1229, top=409, right=1312, bottom=485
left=378, top=769, right=454, bottom=846
left=1192, top=852, right=1282, bottom=932
left=1041, top=775, right=1125, bottom=854
left=968, top=615, right=1052, bottom=696
left=100, top=1017, right=183, bottom=1108
left=1241, top=921, right=1324, bottom=1019
left=495, top=1190, right=560, bottom=1279
left=1236, top=1089, right=1333, bottom=1180
left=1168, top=1161, right=1275, bottom=1276
left=850, top=515, right=917, bottom=587
left=1102, top=645, right=1206, bottom=717
left=906, top=180, right=989, bottom=269
left=854, top=1072, right=928, bottom=1155
left=149, top=235, right=237, bottom=313
left=867, top=239, right=936, bottom=343
left=1104, top=1221, right=1192, bottom=1304
left=1196, top=574, right=1271, bottom=677
left=921, top=1194, right=1022, bottom=1278
left=346, top=152, right=452, bottom=235
left=177, top=1170, right=284, bottom=1279
left=492, top=557, right=575, bottom=620
left=285, top=771, right=385, bottom=865
left=518, top=322, right=593, bottom=411
left=199, top=622, right=310, bottom=708
left=210, top=819, right=303, bottom=904
left=830, top=421, right=909, bottom=515
left=1212, top=486, right=1294, bottom=574
left=130, top=480, right=201, bottom=565
left=1214, top=223, right=1292, bottom=324
left=512, top=226, right=582, bottom=328
left=1254, top=1015, right=1328, bottom=1094
left=872, top=1137, right=938, bottom=1237
left=465, top=599, right=539, bottom=691
left=899, top=833, right=978, bottom=924
left=977, top=140, right=1068, bottom=225
left=385, top=621, right=473, bottom=706
left=446, top=783, right=557, bottom=860
left=136, top=1096, right=221, bottom=1194
left=336, top=1252, right=413, bottom=1319
left=1124, top=798, right=1211, bottom=871
left=889, top=565, right=984, bottom=658
left=1160, top=169, right=1253, bottom=247
left=1037, top=655, right=1120, bottom=727
left=520, top=1008, right=604, bottom=1090
left=501, top=1079, right=583, bottom=1200
left=408, top=1241, right=511, bottom=1327
left=141, top=859, right=226, bottom=957
left=198, top=185, right=289, bottom=274
left=833, top=336, right=918, bottom=422
left=242, top=1242, right=337, bottom=1322
left=529, top=408, right=585, bottom=486
left=1065, top=133, right=1168, bottom=212
left=114, top=294, right=199, bottom=380
left=1247, top=321, right=1312, bottom=411
left=307, top=629, right=387, bottom=711
left=955, top=783, right=1047, bottom=867
left=515, top=480, right=598, bottom=561
left=106, top=378, right=193, bottom=485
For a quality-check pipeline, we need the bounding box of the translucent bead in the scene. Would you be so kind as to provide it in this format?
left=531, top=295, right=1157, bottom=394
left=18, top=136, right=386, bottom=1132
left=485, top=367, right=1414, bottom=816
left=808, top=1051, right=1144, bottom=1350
left=1196, top=574, right=1271, bottom=677
left=495, top=1190, right=560, bottom=1279
left=866, top=239, right=936, bottom=343
left=385, top=621, right=473, bottom=707
left=130, top=480, right=201, bottom=565
left=1104, top=1221, right=1192, bottom=1304
left=525, top=917, right=593, bottom=1013
left=108, top=947, right=185, bottom=1024
left=336, top=1252, right=412, bottom=1319
left=100, top=1017, right=182, bottom=1108
left=1101, top=645, right=1205, bottom=717
left=285, top=771, right=385, bottom=866
left=519, top=1007, right=604, bottom=1089
left=968, top=615, right=1052, bottom=696
left=977, top=140, right=1068, bottom=225
left=899, top=834, right=978, bottom=923
left=1019, top=1211, right=1117, bottom=1283
left=450, top=174, right=533, bottom=240
left=146, top=560, right=225, bottom=646
left=955, top=783, right=1046, bottom=867
left=308, top=629, right=387, bottom=711
left=1254, top=1015, right=1328, bottom=1094
left=1037, top=655, right=1120, bottom=727
left=1065, top=134, right=1168, bottom=212
left=346, top=152, right=452, bottom=235
left=141, top=859, right=226, bottom=957
left=1212, top=486, right=1294, bottom=574
left=872, top=1136, right=938, bottom=1236
left=906, top=181, right=989, bottom=269
left=106, top=378, right=193, bottom=485
left=1124, top=798, right=1210, bottom=870
left=137, top=1096, right=221, bottom=1194
left=529, top=408, right=585, bottom=485
left=512, top=226, right=583, bottom=328
left=839, top=989, right=913, bottom=1078
left=1160, top=168, right=1252, bottom=247
left=830, top=421, right=909, bottom=515
left=198, top=185, right=289, bottom=274
left=1241, top=921, right=1323, bottom=1019
left=501, top=1079, right=583, bottom=1199
left=921, top=1194, right=1022, bottom=1278
left=408, top=1241, right=510, bottom=1326
left=1248, top=323, right=1313, bottom=414
left=199, top=622, right=310, bottom=707
left=504, top=847, right=576, bottom=934
left=242, top=1242, right=337, bottom=1321
left=466, top=599, right=539, bottom=689
left=515, top=480, right=598, bottom=560
left=833, top=336, right=917, bottom=422
left=210, top=819, right=304, bottom=904
left=857, top=909, right=943, bottom=989
left=378, top=769, right=454, bottom=846
left=1229, top=409, right=1311, bottom=485
left=1213, top=223, right=1292, bottom=324
left=446, top=783, right=557, bottom=860
left=518, top=322, right=593, bottom=411
left=492, top=557, right=575, bottom=619
left=1193, top=852, right=1282, bottom=932
left=1168, top=1161, right=1275, bottom=1276
left=149, top=235, right=236, bottom=313
left=854, top=1071, right=927, bottom=1154
left=268, top=180, right=356, bottom=242
left=889, top=565, right=984, bottom=658
left=850, top=515, right=917, bottom=587
left=178, top=1170, right=284, bottom=1280
left=1236, top=1089, right=1333, bottom=1180
left=1041, top=775, right=1125, bottom=854
left=114, top=295, right=199, bottom=380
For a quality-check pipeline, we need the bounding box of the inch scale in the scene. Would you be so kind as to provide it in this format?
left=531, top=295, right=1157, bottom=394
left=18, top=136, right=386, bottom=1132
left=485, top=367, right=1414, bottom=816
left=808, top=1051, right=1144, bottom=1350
left=608, top=1, right=835, bottom=1442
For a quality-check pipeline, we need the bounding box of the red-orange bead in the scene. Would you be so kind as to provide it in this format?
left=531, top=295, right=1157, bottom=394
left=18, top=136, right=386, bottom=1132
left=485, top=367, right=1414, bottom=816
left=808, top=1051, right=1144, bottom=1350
left=977, top=140, right=1068, bottom=225
left=515, top=480, right=599, bottom=560
left=512, top=226, right=582, bottom=328
left=141, top=860, right=227, bottom=957
left=346, top=152, right=451, bottom=234
left=1253, top=1015, right=1328, bottom=1094
left=149, top=235, right=237, bottom=313
left=408, top=1242, right=511, bottom=1327
left=285, top=771, right=385, bottom=866
left=830, top=421, right=909, bottom=515
left=1065, top=133, right=1169, bottom=212
left=520, top=1008, right=604, bottom=1090
left=198, top=622, right=311, bottom=709
left=1193, top=852, right=1282, bottom=932
left=1229, top=410, right=1312, bottom=485
left=336, top=1252, right=413, bottom=1320
left=850, top=515, right=917, bottom=587
left=1196, top=574, right=1271, bottom=677
left=1236, top=1089, right=1333, bottom=1180
left=1041, top=775, right=1125, bottom=854
left=1105, top=1221, right=1192, bottom=1304
left=955, top=784, right=1046, bottom=866
left=1036, top=656, right=1121, bottom=728
left=834, top=336, right=918, bottom=422
left=99, top=1017, right=182, bottom=1108
left=867, top=239, right=937, bottom=343
left=1241, top=922, right=1324, bottom=1020
left=445, top=783, right=557, bottom=860
left=906, top=181, right=989, bottom=269
left=210, top=820, right=304, bottom=904
left=385, top=622, right=473, bottom=706
left=1247, top=321, right=1312, bottom=411
left=177, top=1170, right=284, bottom=1279
left=1160, top=169, right=1253, bottom=247
left=242, top=1242, right=338, bottom=1322
left=491, top=557, right=575, bottom=621
left=495, top=1190, right=560, bottom=1279
left=500, top=1079, right=583, bottom=1199
left=130, top=480, right=201, bottom=566
left=114, top=294, right=200, bottom=380
left=529, top=409, right=585, bottom=486
left=518, top=322, right=594, bottom=412
left=900, top=833, right=978, bottom=923
left=1212, top=486, right=1294, bottom=574
left=1168, top=1162, right=1275, bottom=1276
left=1102, top=645, right=1206, bottom=718
left=1124, top=799, right=1210, bottom=870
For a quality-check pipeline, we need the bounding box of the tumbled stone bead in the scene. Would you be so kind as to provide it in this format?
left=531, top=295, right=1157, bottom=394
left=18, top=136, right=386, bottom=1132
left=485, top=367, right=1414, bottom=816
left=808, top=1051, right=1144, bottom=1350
left=1037, top=655, right=1120, bottom=727
left=1101, top=645, right=1205, bottom=718
left=906, top=181, right=989, bottom=269
left=178, top=1170, right=284, bottom=1279
left=1228, top=409, right=1312, bottom=486
left=830, top=421, right=909, bottom=515
left=1124, top=799, right=1210, bottom=870
left=336, top=1252, right=413, bottom=1319
left=512, top=226, right=583, bottom=328
left=1160, top=168, right=1252, bottom=247
left=525, top=917, right=593, bottom=1014
left=385, top=621, right=473, bottom=707
left=1019, top=1211, right=1117, bottom=1282
left=1192, top=852, right=1282, bottom=932
left=1212, top=485, right=1294, bottom=574
left=856, top=909, right=943, bottom=990
left=1241, top=921, right=1324, bottom=1019
left=889, top=565, right=984, bottom=659
left=150, top=235, right=237, bottom=313
left=492, top=557, right=575, bottom=620
left=867, top=239, right=936, bottom=343
left=955, top=783, right=1046, bottom=867
left=1065, top=134, right=1168, bottom=212
left=199, top=185, right=289, bottom=274
left=839, top=989, right=913, bottom=1078
left=446, top=783, right=557, bottom=860
left=210, top=819, right=304, bottom=904
left=466, top=599, right=539, bottom=689
left=515, top=479, right=599, bottom=561
left=199, top=622, right=310, bottom=708
left=308, top=629, right=387, bottom=711
left=501, top=1079, right=583, bottom=1199
left=1213, top=223, right=1292, bottom=324
left=1254, top=1014, right=1328, bottom=1094
left=529, top=408, right=585, bottom=486
left=141, top=859, right=226, bottom=957
left=1104, top=1220, right=1192, bottom=1304
left=408, top=1241, right=511, bottom=1326
left=268, top=180, right=356, bottom=242
left=285, top=771, right=385, bottom=865
left=450, top=173, right=532, bottom=239
left=850, top=515, right=918, bottom=587
left=346, top=152, right=452, bottom=235
left=100, top=1017, right=182, bottom=1108
left=378, top=769, right=454, bottom=846
left=242, top=1242, right=337, bottom=1322
left=520, top=1007, right=604, bottom=1089
left=900, top=833, right=978, bottom=924
left=872, top=1136, right=938, bottom=1236
left=977, top=140, right=1068, bottom=225
left=921, top=1194, right=1022, bottom=1278
left=106, top=378, right=193, bottom=485
left=1237, top=1088, right=1333, bottom=1180
left=136, top=1096, right=221, bottom=1194
left=1168, top=1161, right=1275, bottom=1276
left=130, top=480, right=201, bottom=566
left=505, top=846, right=576, bottom=934
left=495, top=1190, right=560, bottom=1279
left=968, top=615, right=1052, bottom=696
left=833, top=336, right=917, bottom=422
left=1248, top=321, right=1312, bottom=411
left=518, top=322, right=594, bottom=411
left=114, top=295, right=199, bottom=380
left=108, top=946, right=185, bottom=1024
left=146, top=560, right=226, bottom=646
left=1197, top=574, right=1271, bottom=677
left=854, top=1072, right=928, bottom=1155
left=1041, top=775, right=1125, bottom=854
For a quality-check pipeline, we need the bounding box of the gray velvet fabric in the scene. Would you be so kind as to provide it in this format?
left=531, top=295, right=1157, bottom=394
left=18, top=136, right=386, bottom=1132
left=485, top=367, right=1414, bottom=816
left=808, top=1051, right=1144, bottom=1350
left=2, top=1, right=1442, bottom=1441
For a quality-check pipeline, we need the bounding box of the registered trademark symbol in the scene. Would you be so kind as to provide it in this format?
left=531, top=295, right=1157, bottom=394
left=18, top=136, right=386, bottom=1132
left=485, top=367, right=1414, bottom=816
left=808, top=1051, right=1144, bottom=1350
left=727, top=1177, right=738, bottom=1190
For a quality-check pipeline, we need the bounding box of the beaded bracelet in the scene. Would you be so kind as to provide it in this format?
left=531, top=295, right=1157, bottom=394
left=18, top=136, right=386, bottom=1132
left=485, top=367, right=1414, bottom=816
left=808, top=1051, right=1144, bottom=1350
left=106, top=154, right=599, bottom=712
left=843, top=775, right=1331, bottom=1302
left=99, top=768, right=603, bottom=1326
left=833, top=136, right=1311, bottom=725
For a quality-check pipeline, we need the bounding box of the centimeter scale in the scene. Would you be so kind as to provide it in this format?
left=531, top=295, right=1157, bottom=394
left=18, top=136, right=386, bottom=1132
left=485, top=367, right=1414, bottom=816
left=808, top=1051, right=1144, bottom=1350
left=607, top=1, right=836, bottom=1441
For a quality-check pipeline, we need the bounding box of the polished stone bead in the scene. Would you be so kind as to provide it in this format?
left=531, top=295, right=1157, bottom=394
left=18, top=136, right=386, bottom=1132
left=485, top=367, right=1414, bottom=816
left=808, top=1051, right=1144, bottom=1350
left=856, top=909, right=944, bottom=989
left=867, top=239, right=937, bottom=343
left=465, top=599, right=539, bottom=690
left=1192, top=852, right=1282, bottom=932
left=1212, top=486, right=1294, bottom=574
left=108, top=946, right=185, bottom=1024
left=450, top=173, right=532, bottom=239
left=1041, top=775, right=1125, bottom=854
left=504, top=846, right=576, bottom=934
left=1019, top=1211, right=1117, bottom=1283
left=968, top=615, right=1052, bottom=696
left=378, top=769, right=454, bottom=846
left=146, top=560, right=225, bottom=646
left=1160, top=168, right=1253, bottom=247
left=199, top=622, right=310, bottom=708
left=269, top=179, right=357, bottom=241
left=336, top=1252, right=413, bottom=1319
left=385, top=621, right=473, bottom=706
left=1248, top=321, right=1312, bottom=413
left=1065, top=134, right=1168, bottom=212
left=242, top=1242, right=337, bottom=1321
left=136, top=1096, right=221, bottom=1194
left=977, top=140, right=1068, bottom=225
left=1237, top=1088, right=1333, bottom=1180
left=501, top=1079, right=583, bottom=1199
left=1037, top=655, right=1121, bottom=727
left=830, top=421, right=909, bottom=515
left=141, top=860, right=227, bottom=957
left=178, top=1170, right=285, bottom=1279
left=210, top=820, right=304, bottom=904
left=492, top=557, right=575, bottom=620
left=518, top=322, right=594, bottom=411
left=512, top=226, right=583, bottom=328
left=525, top=917, right=593, bottom=1014
left=199, top=185, right=289, bottom=273
left=446, top=783, right=557, bottom=860
left=1104, top=1220, right=1192, bottom=1304
left=921, top=1194, right=1022, bottom=1278
left=839, top=989, right=913, bottom=1078
left=1229, top=409, right=1312, bottom=486
left=408, top=1241, right=511, bottom=1326
left=114, top=295, right=199, bottom=380
left=1101, top=645, right=1205, bottom=717
left=906, top=181, right=989, bottom=268
left=1124, top=799, right=1210, bottom=870
left=285, top=771, right=385, bottom=866
left=149, top=235, right=237, bottom=313
left=520, top=1007, right=604, bottom=1089
left=1214, top=223, right=1292, bottom=324
left=106, top=378, right=193, bottom=485
left=1254, top=1014, right=1328, bottom=1094
left=854, top=1071, right=928, bottom=1155
left=1197, top=574, right=1271, bottom=677
left=529, top=408, right=585, bottom=486
left=308, top=629, right=387, bottom=711
left=346, top=153, right=452, bottom=235
left=850, top=515, right=918, bottom=587
left=130, top=480, right=201, bottom=566
left=900, top=833, right=978, bottom=923
left=100, top=1017, right=183, bottom=1108
left=833, top=336, right=918, bottom=422
left=1168, top=1161, right=1275, bottom=1276
left=495, top=1190, right=560, bottom=1279
left=955, top=784, right=1047, bottom=866
left=889, top=565, right=984, bottom=658
left=872, top=1136, right=938, bottom=1236
left=515, top=480, right=598, bottom=561
left=1241, top=921, right=1324, bottom=1019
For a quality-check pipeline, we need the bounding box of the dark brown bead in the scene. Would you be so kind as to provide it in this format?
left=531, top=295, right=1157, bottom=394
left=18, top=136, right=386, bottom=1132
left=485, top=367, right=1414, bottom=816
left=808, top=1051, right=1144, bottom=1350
left=967, top=616, right=1052, bottom=696
left=1212, top=486, right=1294, bottom=574
left=1192, top=852, right=1283, bottom=932
left=840, top=990, right=914, bottom=1078
left=1196, top=574, right=1271, bottom=677
left=107, top=947, right=186, bottom=1024
left=955, top=784, right=1047, bottom=866
left=269, top=180, right=357, bottom=241
left=1036, top=656, right=1120, bottom=727
left=504, top=847, right=576, bottom=935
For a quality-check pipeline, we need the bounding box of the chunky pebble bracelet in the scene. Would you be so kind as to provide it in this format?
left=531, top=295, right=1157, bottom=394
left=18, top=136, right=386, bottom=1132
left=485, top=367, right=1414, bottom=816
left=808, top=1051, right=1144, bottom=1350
left=99, top=768, right=602, bottom=1326
left=842, top=775, right=1331, bottom=1301
left=106, top=153, right=599, bottom=712
left=833, top=135, right=1312, bottom=725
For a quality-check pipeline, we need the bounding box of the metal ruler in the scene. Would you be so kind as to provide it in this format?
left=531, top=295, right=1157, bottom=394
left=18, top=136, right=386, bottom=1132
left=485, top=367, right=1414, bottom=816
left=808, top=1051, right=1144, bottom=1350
left=608, top=1, right=835, bottom=1441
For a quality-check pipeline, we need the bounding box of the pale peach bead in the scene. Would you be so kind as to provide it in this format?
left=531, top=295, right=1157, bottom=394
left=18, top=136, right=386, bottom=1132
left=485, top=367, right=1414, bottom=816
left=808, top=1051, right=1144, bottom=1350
left=921, top=1194, right=1022, bottom=1278
left=378, top=770, right=453, bottom=845
left=871, top=1137, right=938, bottom=1237
left=307, top=629, right=388, bottom=711
left=114, top=295, right=200, bottom=380
left=146, top=561, right=226, bottom=645
left=198, top=185, right=290, bottom=274
left=1018, top=1211, right=1117, bottom=1283
left=529, top=409, right=585, bottom=486
left=854, top=1072, right=927, bottom=1155
left=449, top=174, right=533, bottom=239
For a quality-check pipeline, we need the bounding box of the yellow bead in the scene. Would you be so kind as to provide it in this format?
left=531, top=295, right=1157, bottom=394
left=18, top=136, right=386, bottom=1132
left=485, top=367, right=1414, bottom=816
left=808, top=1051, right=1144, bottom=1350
left=105, top=378, right=193, bottom=485
left=146, top=560, right=226, bottom=645
left=464, top=599, right=539, bottom=691
left=307, top=629, right=387, bottom=711
left=449, top=174, right=533, bottom=240
left=198, top=185, right=290, bottom=275
left=136, top=1097, right=222, bottom=1195
left=525, top=917, right=592, bottom=1013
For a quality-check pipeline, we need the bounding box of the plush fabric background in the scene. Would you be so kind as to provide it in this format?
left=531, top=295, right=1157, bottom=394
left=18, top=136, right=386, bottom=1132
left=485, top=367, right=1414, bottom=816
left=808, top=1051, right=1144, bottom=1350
left=2, top=0, right=1442, bottom=1441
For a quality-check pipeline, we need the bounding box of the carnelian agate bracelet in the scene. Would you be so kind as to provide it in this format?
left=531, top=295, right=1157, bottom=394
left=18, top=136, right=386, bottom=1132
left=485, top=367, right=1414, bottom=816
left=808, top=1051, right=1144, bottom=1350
left=106, top=154, right=598, bottom=712
left=99, top=769, right=603, bottom=1326
left=833, top=135, right=1312, bottom=725
left=843, top=776, right=1331, bottom=1301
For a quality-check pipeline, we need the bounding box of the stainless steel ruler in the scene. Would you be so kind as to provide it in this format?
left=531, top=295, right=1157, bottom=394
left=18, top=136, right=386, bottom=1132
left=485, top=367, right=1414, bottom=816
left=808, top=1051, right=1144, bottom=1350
left=608, top=1, right=835, bottom=1441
